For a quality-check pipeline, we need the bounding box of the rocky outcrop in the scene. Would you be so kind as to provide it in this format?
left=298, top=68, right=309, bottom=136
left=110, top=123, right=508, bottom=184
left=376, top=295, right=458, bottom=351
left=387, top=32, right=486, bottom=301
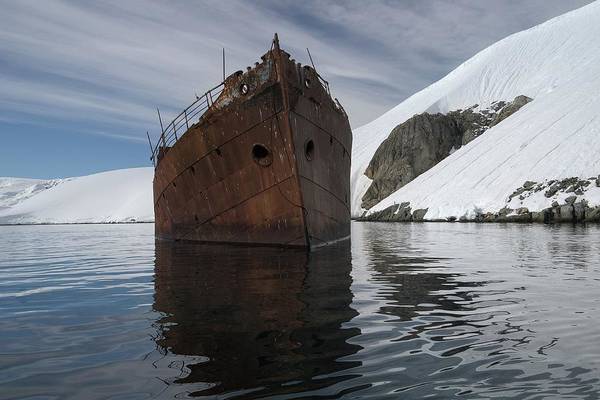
left=359, top=199, right=600, bottom=224
left=489, top=95, right=532, bottom=128
left=361, top=113, right=463, bottom=210
left=358, top=202, right=429, bottom=222
left=359, top=175, right=600, bottom=224
left=360, top=95, right=533, bottom=210
left=507, top=176, right=597, bottom=203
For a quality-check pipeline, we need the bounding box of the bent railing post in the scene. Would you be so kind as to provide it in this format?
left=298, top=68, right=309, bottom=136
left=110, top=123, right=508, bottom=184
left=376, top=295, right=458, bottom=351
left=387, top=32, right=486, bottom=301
left=146, top=131, right=155, bottom=166
left=157, top=107, right=164, bottom=132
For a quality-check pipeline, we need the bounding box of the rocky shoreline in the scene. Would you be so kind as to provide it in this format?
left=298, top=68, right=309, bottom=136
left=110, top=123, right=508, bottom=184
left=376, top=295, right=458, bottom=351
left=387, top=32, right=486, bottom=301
left=359, top=172, right=600, bottom=224
left=357, top=199, right=600, bottom=224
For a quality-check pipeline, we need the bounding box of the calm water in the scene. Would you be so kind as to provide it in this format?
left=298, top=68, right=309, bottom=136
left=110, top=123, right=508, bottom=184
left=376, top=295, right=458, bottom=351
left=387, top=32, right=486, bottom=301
left=1, top=222, right=600, bottom=399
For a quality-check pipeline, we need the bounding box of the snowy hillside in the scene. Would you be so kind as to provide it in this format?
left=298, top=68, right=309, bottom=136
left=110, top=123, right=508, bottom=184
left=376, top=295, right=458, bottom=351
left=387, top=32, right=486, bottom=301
left=0, top=178, right=63, bottom=211
left=0, top=168, right=154, bottom=224
left=352, top=1, right=600, bottom=219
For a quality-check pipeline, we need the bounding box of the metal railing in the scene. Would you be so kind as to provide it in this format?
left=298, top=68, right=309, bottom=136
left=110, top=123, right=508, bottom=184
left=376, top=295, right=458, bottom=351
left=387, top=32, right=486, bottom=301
left=149, top=62, right=332, bottom=167
left=150, top=82, right=224, bottom=166
left=316, top=72, right=331, bottom=97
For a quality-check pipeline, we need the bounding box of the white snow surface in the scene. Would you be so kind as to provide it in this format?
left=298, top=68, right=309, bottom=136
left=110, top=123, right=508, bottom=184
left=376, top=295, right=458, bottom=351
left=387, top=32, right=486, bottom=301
left=352, top=1, right=600, bottom=219
left=0, top=177, right=62, bottom=211
left=0, top=168, right=154, bottom=224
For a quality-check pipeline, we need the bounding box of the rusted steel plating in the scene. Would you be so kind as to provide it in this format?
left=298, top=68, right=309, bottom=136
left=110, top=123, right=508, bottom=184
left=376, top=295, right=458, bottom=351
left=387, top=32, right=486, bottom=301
left=152, top=33, right=352, bottom=248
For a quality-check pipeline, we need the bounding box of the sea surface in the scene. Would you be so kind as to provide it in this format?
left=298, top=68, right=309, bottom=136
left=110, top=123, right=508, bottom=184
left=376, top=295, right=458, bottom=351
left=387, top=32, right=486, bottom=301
left=1, top=222, right=600, bottom=399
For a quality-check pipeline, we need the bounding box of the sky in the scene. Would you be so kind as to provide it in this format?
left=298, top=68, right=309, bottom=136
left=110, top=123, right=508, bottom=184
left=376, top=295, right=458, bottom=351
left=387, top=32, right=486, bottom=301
left=0, top=0, right=593, bottom=179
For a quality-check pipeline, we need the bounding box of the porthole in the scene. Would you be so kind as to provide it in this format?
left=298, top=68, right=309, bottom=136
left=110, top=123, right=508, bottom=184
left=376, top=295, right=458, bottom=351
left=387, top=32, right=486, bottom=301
left=305, top=139, right=315, bottom=161
left=304, top=78, right=311, bottom=88
left=240, top=83, right=249, bottom=95
left=252, top=143, right=272, bottom=167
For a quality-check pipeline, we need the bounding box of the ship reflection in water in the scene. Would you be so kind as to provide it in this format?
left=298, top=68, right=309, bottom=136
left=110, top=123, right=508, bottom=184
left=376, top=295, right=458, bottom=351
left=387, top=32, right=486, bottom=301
left=3, top=224, right=600, bottom=399
left=153, top=241, right=362, bottom=398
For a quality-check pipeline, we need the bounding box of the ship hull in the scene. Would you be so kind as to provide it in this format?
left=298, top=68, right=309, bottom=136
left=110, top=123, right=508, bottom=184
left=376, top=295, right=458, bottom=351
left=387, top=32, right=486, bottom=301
left=153, top=41, right=351, bottom=248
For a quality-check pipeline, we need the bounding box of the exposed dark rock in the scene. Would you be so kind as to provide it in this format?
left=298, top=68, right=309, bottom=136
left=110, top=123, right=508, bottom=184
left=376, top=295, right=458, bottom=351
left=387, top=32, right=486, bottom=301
left=565, top=195, right=577, bottom=205
left=361, top=95, right=534, bottom=210
left=361, top=204, right=399, bottom=221
left=489, top=95, right=532, bottom=127
left=545, top=183, right=560, bottom=198
left=505, top=213, right=532, bottom=223
left=508, top=186, right=529, bottom=202
left=359, top=202, right=413, bottom=222
left=585, top=206, right=600, bottom=221
left=481, top=212, right=496, bottom=222
left=551, top=207, right=561, bottom=222
left=534, top=177, right=593, bottom=200
left=490, top=100, right=507, bottom=112
left=574, top=202, right=586, bottom=221
left=412, top=208, right=428, bottom=221
left=361, top=113, right=463, bottom=209
left=461, top=129, right=479, bottom=146
left=392, top=202, right=413, bottom=221
left=558, top=205, right=574, bottom=222
left=448, top=107, right=491, bottom=146
left=498, top=207, right=513, bottom=216
left=531, top=211, right=546, bottom=223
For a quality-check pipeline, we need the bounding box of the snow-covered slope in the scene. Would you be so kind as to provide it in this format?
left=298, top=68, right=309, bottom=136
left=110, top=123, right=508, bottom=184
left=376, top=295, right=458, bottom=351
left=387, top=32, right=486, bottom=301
left=0, top=168, right=154, bottom=224
left=352, top=1, right=600, bottom=219
left=0, top=177, right=63, bottom=211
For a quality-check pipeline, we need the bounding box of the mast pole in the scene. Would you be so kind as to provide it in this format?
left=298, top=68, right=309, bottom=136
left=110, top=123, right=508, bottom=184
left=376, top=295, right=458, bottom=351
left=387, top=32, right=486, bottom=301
left=222, top=47, right=225, bottom=82
left=146, top=131, right=155, bottom=165
left=306, top=47, right=316, bottom=70
left=157, top=108, right=165, bottom=146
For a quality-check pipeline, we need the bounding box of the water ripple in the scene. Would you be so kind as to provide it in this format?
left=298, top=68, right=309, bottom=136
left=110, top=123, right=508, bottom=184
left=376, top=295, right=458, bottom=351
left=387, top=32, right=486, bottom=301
left=1, top=222, right=600, bottom=399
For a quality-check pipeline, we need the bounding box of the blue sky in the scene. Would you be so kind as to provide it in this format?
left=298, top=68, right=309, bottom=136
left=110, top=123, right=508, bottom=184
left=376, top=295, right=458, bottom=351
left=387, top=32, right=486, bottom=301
left=0, top=0, right=592, bottom=178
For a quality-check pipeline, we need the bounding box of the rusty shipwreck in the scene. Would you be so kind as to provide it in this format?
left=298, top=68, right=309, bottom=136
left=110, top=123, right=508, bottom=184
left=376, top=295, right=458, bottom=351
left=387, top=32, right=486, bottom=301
left=150, top=34, right=352, bottom=248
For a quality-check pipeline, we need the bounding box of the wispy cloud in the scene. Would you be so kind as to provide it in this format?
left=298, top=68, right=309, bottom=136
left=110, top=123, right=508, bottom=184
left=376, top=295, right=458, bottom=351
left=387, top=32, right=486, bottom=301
left=0, top=0, right=593, bottom=140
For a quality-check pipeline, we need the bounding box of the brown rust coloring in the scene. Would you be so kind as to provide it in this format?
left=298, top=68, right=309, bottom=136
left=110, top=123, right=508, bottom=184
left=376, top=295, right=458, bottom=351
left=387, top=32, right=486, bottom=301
left=153, top=35, right=352, bottom=248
